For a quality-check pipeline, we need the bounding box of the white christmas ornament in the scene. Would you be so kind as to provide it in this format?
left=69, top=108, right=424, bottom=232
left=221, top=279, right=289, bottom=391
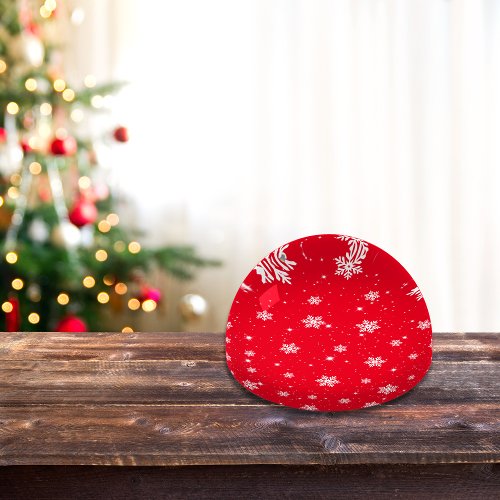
left=28, top=219, right=49, bottom=243
left=10, top=33, right=44, bottom=67
left=51, top=221, right=81, bottom=248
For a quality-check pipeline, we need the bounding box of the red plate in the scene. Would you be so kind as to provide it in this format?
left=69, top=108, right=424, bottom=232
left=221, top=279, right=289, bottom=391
left=226, top=234, right=432, bottom=411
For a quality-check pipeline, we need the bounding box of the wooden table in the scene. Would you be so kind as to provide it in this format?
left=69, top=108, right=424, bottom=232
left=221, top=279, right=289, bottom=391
left=0, top=332, right=498, bottom=499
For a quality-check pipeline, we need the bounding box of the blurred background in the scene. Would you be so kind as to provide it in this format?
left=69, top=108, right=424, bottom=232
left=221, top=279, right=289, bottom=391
left=1, top=0, right=499, bottom=332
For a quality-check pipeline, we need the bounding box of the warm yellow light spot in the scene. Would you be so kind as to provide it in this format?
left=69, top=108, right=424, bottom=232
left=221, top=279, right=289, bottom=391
left=128, top=298, right=140, bottom=311
left=122, top=326, right=134, bottom=333
left=70, top=108, right=84, bottom=123
left=57, top=293, right=70, bottom=305
left=28, top=137, right=40, bottom=150
left=62, top=88, right=75, bottom=102
left=84, top=74, right=96, bottom=88
left=78, top=176, right=91, bottom=190
left=0, top=196, right=4, bottom=207
left=44, top=0, right=57, bottom=12
left=95, top=249, right=108, bottom=262
left=98, top=220, right=111, bottom=233
left=114, top=241, right=125, bottom=252
left=83, top=276, right=95, bottom=288
left=103, top=275, right=115, bottom=286
left=0, top=60, right=7, bottom=73
left=128, top=241, right=141, bottom=254
left=115, top=282, right=128, bottom=295
left=2, top=301, right=13, bottom=313
left=6, top=251, right=18, bottom=264
left=28, top=312, right=40, bottom=324
left=29, top=162, right=42, bottom=175
left=25, top=78, right=37, bottom=91
left=39, top=5, right=51, bottom=17
left=6, top=102, right=19, bottom=114
left=107, top=213, right=119, bottom=226
left=40, top=102, right=52, bottom=116
left=53, top=79, right=66, bottom=92
left=141, top=299, right=157, bottom=312
left=7, top=187, right=19, bottom=199
left=11, top=278, right=24, bottom=290
left=97, top=292, right=110, bottom=304
left=91, top=95, right=103, bottom=108
left=10, top=173, right=21, bottom=186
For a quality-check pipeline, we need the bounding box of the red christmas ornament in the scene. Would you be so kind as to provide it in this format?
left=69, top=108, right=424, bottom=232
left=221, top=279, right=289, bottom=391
left=5, top=296, right=21, bottom=332
left=68, top=198, right=98, bottom=227
left=113, top=126, right=129, bottom=143
left=226, top=234, right=432, bottom=412
left=56, top=314, right=87, bottom=332
left=0, top=128, right=7, bottom=144
left=20, top=138, right=33, bottom=153
left=50, top=136, right=77, bottom=156
left=139, top=286, right=162, bottom=303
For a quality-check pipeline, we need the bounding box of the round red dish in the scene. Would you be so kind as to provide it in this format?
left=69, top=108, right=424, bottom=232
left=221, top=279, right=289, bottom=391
left=226, top=234, right=432, bottom=411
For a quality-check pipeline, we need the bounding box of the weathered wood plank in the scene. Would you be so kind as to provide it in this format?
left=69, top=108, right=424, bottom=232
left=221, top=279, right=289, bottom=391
left=0, top=464, right=498, bottom=500
left=0, top=360, right=497, bottom=405
left=0, top=404, right=498, bottom=466
left=0, top=332, right=498, bottom=361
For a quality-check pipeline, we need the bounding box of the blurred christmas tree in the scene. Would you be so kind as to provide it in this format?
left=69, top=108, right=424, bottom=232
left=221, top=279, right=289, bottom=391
left=0, top=0, right=218, bottom=332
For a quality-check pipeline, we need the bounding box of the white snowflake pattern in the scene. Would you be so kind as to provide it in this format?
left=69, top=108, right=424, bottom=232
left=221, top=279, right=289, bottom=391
left=408, top=375, right=415, bottom=380
left=302, top=315, right=326, bottom=329
left=256, top=310, right=273, bottom=321
left=338, top=398, right=351, bottom=404
left=255, top=244, right=297, bottom=284
left=361, top=378, right=371, bottom=384
left=356, top=320, right=380, bottom=333
left=277, top=391, right=289, bottom=397
left=226, top=337, right=231, bottom=344
left=226, top=354, right=231, bottom=361
left=316, top=375, right=340, bottom=387
left=334, top=236, right=369, bottom=279
left=307, top=296, right=322, bottom=305
left=417, top=320, right=431, bottom=330
left=333, top=344, right=347, bottom=353
left=365, top=356, right=386, bottom=367
left=244, top=350, right=255, bottom=357
left=226, top=321, right=233, bottom=329
left=407, top=286, right=423, bottom=301
left=308, top=395, right=317, bottom=400
left=378, top=384, right=398, bottom=395
left=364, top=291, right=380, bottom=302
left=408, top=353, right=418, bottom=360
left=301, top=405, right=318, bottom=411
left=284, top=372, right=294, bottom=378
left=363, top=401, right=378, bottom=408
left=247, top=367, right=256, bottom=373
left=390, top=339, right=402, bottom=347
left=243, top=380, right=260, bottom=390
left=280, top=343, right=300, bottom=354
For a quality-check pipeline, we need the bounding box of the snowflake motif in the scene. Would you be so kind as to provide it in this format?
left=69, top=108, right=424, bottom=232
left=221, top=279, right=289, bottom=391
left=255, top=244, right=297, bottom=284
left=244, top=350, right=255, bottom=357
left=356, top=320, right=380, bottom=333
left=408, top=375, right=415, bottom=380
left=226, top=337, right=231, bottom=344
left=243, top=380, right=260, bottom=390
left=338, top=398, right=351, bottom=404
left=407, top=286, right=423, bottom=301
left=277, top=391, right=289, bottom=397
left=226, top=354, right=231, bottom=361
left=378, top=384, right=398, bottom=395
left=307, top=296, right=322, bottom=305
left=390, top=339, right=402, bottom=347
left=308, top=395, right=317, bottom=400
left=326, top=356, right=335, bottom=361
left=284, top=372, right=294, bottom=378
left=333, top=344, right=347, bottom=353
left=417, top=320, right=431, bottom=330
left=226, top=321, right=233, bottom=329
left=361, top=378, right=371, bottom=384
left=363, top=402, right=378, bottom=408
left=280, top=343, right=300, bottom=354
left=245, top=335, right=252, bottom=340
left=408, top=353, right=418, bottom=360
left=301, top=405, right=318, bottom=411
left=247, top=367, right=256, bottom=373
left=302, top=315, right=326, bottom=329
left=334, top=236, right=369, bottom=279
left=316, top=375, right=340, bottom=387
left=364, top=291, right=380, bottom=302
left=256, top=310, right=273, bottom=321
left=365, top=356, right=386, bottom=367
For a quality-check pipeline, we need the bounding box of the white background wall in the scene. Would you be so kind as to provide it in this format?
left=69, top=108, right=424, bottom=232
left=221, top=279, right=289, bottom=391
left=67, top=0, right=500, bottom=332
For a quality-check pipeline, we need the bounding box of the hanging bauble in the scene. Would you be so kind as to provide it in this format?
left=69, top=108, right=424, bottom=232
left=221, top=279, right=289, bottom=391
left=139, top=286, right=162, bottom=303
left=113, top=126, right=129, bottom=143
left=68, top=198, right=98, bottom=227
left=20, top=138, right=33, bottom=154
left=56, top=314, right=87, bottom=332
left=178, top=294, right=208, bottom=321
left=0, top=128, right=7, bottom=144
left=51, top=221, right=81, bottom=248
left=10, top=32, right=45, bottom=67
left=50, top=136, right=77, bottom=156
left=28, top=218, right=49, bottom=243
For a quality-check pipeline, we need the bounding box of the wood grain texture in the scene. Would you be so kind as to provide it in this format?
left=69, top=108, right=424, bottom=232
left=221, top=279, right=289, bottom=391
left=0, top=332, right=498, bottom=468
